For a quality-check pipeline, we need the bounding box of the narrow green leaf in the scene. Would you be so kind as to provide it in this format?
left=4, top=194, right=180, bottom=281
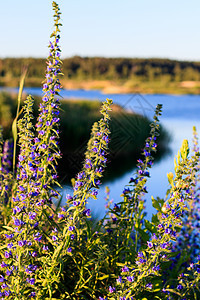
left=138, top=228, right=149, bottom=242
left=12, top=67, right=27, bottom=173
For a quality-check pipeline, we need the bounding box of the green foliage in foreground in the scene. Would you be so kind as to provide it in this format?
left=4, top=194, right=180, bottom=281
left=0, top=2, right=200, bottom=300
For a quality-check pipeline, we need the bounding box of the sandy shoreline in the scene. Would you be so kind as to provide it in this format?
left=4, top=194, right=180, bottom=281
left=1, top=77, right=200, bottom=95
left=61, top=79, right=200, bottom=95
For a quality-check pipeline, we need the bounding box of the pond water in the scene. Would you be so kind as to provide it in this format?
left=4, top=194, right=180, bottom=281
left=1, top=87, right=200, bottom=219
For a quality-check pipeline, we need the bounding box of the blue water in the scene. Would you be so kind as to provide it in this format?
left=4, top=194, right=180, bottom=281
left=3, top=87, right=200, bottom=120
left=3, top=86, right=200, bottom=120
left=1, top=87, right=200, bottom=219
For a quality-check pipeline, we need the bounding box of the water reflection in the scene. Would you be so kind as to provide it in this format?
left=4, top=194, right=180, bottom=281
left=58, top=141, right=170, bottom=186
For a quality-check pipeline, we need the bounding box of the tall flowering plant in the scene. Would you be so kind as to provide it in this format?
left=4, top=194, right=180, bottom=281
left=0, top=2, right=63, bottom=299
left=35, top=1, right=62, bottom=189
left=104, top=139, right=200, bottom=300
left=102, top=104, right=162, bottom=261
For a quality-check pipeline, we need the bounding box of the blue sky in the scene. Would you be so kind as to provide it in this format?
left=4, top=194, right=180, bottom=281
left=1, top=0, right=200, bottom=61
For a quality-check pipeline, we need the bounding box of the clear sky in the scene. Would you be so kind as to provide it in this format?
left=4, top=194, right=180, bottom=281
left=1, top=0, right=200, bottom=61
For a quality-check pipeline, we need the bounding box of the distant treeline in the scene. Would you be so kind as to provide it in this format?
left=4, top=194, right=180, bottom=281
left=1, top=57, right=200, bottom=83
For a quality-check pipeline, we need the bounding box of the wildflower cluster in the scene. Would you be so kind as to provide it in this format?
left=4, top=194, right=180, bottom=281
left=101, top=104, right=162, bottom=272
left=105, top=138, right=200, bottom=299
left=0, top=1, right=200, bottom=300
left=0, top=2, right=63, bottom=299
left=67, top=99, right=112, bottom=220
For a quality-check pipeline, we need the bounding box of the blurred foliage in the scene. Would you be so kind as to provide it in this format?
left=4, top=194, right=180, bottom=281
left=1, top=56, right=200, bottom=84
left=0, top=92, right=17, bottom=137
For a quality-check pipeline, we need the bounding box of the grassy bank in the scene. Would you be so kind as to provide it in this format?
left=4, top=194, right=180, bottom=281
left=0, top=92, right=170, bottom=182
